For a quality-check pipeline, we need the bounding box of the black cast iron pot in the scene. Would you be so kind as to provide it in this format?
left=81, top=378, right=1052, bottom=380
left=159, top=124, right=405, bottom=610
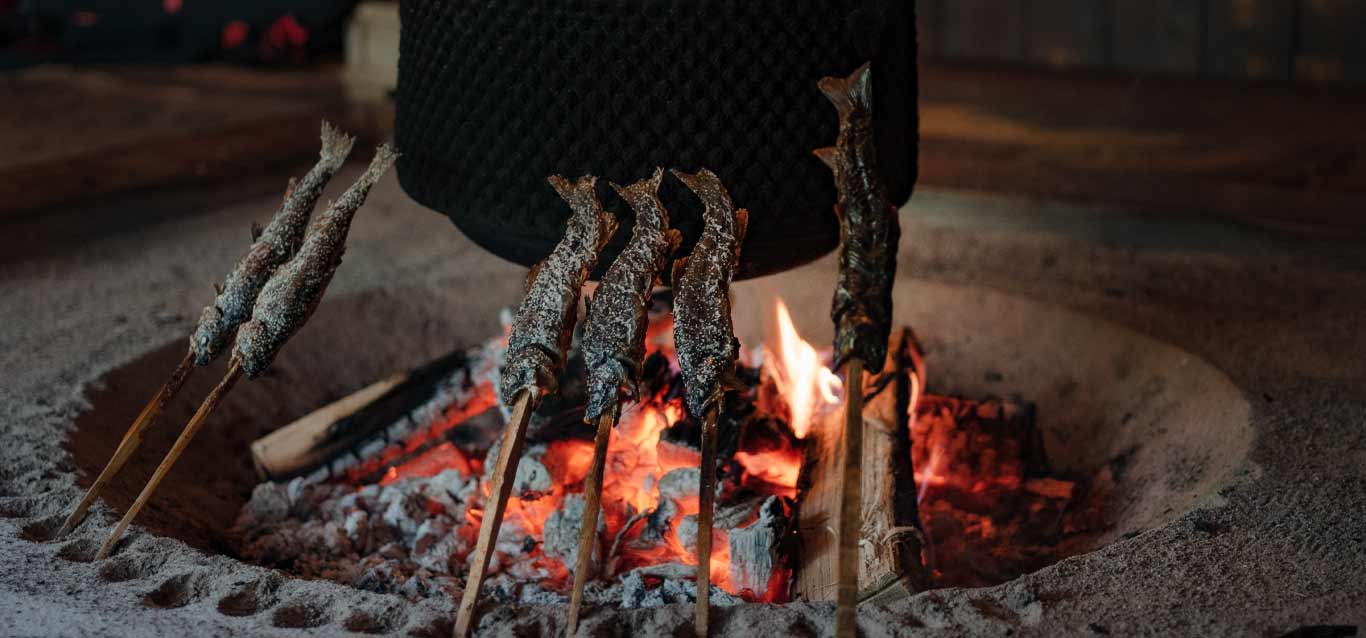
left=394, top=0, right=918, bottom=279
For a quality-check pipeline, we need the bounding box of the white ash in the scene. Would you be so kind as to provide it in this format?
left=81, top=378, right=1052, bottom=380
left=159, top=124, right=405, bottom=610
left=542, top=494, right=603, bottom=574
left=726, top=496, right=787, bottom=598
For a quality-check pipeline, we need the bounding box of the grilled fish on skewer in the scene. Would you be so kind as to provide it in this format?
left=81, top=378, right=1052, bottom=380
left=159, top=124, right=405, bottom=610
left=670, top=167, right=748, bottom=638
left=193, top=121, right=355, bottom=365
left=97, top=144, right=396, bottom=560
left=499, top=175, right=620, bottom=405
left=670, top=168, right=748, bottom=418
left=235, top=144, right=397, bottom=377
left=58, top=122, right=354, bottom=537
left=456, top=175, right=618, bottom=638
left=816, top=63, right=903, bottom=638
left=567, top=169, right=679, bottom=637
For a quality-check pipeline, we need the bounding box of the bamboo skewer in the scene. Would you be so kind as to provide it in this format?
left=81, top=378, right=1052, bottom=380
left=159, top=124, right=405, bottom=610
left=58, top=351, right=195, bottom=537
left=564, top=411, right=616, bottom=638
left=694, top=405, right=720, bottom=638
left=96, top=360, right=242, bottom=560
left=834, top=358, right=865, bottom=638
left=454, top=389, right=534, bottom=638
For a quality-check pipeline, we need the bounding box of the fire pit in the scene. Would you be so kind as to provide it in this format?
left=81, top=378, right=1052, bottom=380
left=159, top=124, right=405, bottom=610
left=12, top=176, right=1354, bottom=637
left=34, top=214, right=1254, bottom=634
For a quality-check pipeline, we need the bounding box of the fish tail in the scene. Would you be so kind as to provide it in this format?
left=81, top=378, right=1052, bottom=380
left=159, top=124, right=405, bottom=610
left=817, top=62, right=873, bottom=119
left=609, top=167, right=665, bottom=203
left=356, top=143, right=398, bottom=188
left=548, top=174, right=618, bottom=251
left=318, top=120, right=357, bottom=172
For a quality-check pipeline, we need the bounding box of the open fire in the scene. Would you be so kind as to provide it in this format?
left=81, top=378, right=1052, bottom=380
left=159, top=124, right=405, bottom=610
left=234, top=298, right=828, bottom=606
left=233, top=297, right=1103, bottom=607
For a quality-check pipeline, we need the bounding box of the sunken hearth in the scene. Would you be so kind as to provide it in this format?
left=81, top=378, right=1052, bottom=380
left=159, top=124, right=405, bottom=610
left=49, top=277, right=1254, bottom=634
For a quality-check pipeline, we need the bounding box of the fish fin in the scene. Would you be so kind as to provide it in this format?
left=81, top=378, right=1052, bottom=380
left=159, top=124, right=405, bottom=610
left=666, top=228, right=683, bottom=255
left=813, top=147, right=843, bottom=176
left=670, top=255, right=689, bottom=288
left=525, top=260, right=545, bottom=293
left=817, top=62, right=873, bottom=118
left=213, top=282, right=224, bottom=296
left=356, top=143, right=398, bottom=189
left=250, top=222, right=264, bottom=242
left=734, top=208, right=750, bottom=243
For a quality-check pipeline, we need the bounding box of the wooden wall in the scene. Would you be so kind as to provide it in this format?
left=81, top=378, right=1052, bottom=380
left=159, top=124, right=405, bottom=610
left=918, top=0, right=1366, bottom=84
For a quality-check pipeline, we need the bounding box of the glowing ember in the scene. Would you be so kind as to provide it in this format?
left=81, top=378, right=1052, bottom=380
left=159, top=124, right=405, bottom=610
left=338, top=301, right=827, bottom=603
left=765, top=300, right=842, bottom=438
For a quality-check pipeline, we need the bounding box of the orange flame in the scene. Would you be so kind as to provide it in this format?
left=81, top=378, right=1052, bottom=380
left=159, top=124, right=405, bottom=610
left=767, top=300, right=842, bottom=438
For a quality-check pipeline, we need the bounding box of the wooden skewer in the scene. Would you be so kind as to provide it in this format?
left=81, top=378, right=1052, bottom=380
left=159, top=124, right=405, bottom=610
left=454, top=389, right=536, bottom=638
left=59, top=351, right=196, bottom=537
left=694, top=405, right=720, bottom=638
left=564, top=411, right=616, bottom=638
left=835, top=358, right=865, bottom=638
left=96, top=360, right=243, bottom=560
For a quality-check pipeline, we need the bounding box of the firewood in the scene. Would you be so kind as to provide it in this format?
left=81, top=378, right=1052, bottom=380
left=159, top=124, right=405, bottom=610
left=793, top=331, right=929, bottom=604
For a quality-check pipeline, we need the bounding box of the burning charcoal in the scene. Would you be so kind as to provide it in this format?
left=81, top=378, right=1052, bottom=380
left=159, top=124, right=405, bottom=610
left=639, top=498, right=680, bottom=547
left=658, top=467, right=701, bottom=503
left=582, top=169, right=681, bottom=421
left=379, top=493, right=420, bottom=539
left=542, top=494, right=604, bottom=573
left=714, top=495, right=767, bottom=530
left=343, top=510, right=370, bottom=548
left=481, top=440, right=553, bottom=499
left=242, top=482, right=294, bottom=524
left=500, top=175, right=619, bottom=406
left=675, top=514, right=726, bottom=558
left=420, top=469, right=478, bottom=519
left=413, top=518, right=461, bottom=574
left=726, top=496, right=788, bottom=599
left=191, top=122, right=355, bottom=364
